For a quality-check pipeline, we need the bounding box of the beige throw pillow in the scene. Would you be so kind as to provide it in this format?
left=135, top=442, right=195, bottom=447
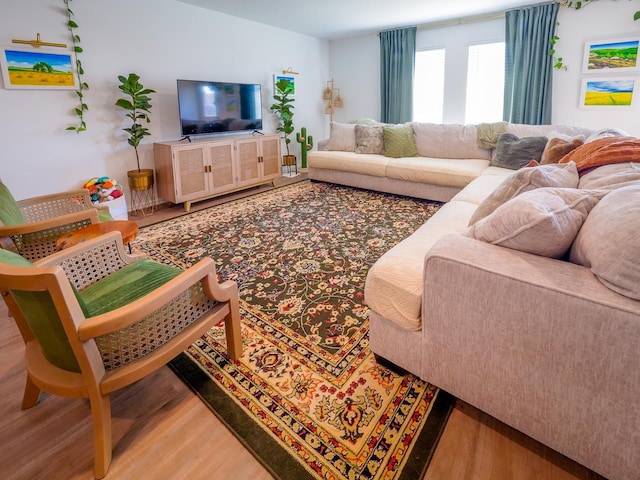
left=465, top=187, right=605, bottom=258
left=468, top=161, right=579, bottom=226
left=355, top=124, right=384, bottom=154
left=325, top=122, right=357, bottom=152
left=569, top=185, right=640, bottom=300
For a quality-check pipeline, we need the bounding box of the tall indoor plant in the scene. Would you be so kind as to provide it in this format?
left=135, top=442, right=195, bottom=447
left=115, top=73, right=156, bottom=191
left=270, top=78, right=296, bottom=166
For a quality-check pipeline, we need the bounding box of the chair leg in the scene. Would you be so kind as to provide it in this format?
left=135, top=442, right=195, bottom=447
left=21, top=374, right=41, bottom=409
left=224, top=296, right=243, bottom=362
left=89, top=393, right=112, bottom=480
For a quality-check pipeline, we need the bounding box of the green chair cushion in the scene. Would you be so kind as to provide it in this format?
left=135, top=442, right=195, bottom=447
left=0, top=183, right=26, bottom=225
left=97, top=208, right=114, bottom=222
left=77, top=259, right=183, bottom=317
left=0, top=249, right=81, bottom=372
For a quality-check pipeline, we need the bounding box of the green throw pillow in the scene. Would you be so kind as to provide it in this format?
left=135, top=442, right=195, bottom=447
left=383, top=125, right=417, bottom=158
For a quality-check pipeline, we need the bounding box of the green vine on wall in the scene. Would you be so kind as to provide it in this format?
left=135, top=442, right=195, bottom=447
left=64, top=0, right=89, bottom=132
left=551, top=0, right=640, bottom=69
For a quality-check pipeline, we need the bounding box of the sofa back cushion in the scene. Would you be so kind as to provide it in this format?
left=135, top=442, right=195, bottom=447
left=325, top=122, right=357, bottom=152
left=569, top=185, right=640, bottom=300
left=412, top=123, right=491, bottom=160
left=469, top=161, right=579, bottom=225
left=465, top=187, right=605, bottom=258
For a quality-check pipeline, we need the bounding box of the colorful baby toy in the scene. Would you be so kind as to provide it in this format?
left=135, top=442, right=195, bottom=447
left=84, top=176, right=123, bottom=204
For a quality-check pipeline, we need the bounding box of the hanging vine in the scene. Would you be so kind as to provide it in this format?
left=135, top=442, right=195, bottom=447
left=64, top=0, right=89, bottom=132
left=551, top=0, right=640, bottom=70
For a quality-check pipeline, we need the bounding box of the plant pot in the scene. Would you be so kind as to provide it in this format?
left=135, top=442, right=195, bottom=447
left=282, top=155, right=296, bottom=166
left=127, top=168, right=154, bottom=191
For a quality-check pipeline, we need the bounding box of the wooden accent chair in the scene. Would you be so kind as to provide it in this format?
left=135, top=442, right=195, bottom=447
left=0, top=179, right=112, bottom=261
left=0, top=232, right=243, bottom=479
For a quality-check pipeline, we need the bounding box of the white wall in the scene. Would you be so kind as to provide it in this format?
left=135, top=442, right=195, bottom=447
left=0, top=0, right=329, bottom=202
left=328, top=2, right=640, bottom=137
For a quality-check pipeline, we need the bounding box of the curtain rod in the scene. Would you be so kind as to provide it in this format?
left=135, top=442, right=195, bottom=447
left=418, top=12, right=505, bottom=31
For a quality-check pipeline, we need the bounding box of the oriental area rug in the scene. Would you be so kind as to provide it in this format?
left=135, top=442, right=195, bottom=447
left=132, top=180, right=454, bottom=480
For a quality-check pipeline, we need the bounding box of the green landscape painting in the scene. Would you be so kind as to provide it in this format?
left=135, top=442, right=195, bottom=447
left=586, top=39, right=639, bottom=71
left=1, top=49, right=75, bottom=89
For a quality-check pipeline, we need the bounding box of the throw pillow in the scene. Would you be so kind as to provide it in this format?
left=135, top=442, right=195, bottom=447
left=383, top=125, right=418, bottom=158
left=325, top=122, right=357, bottom=152
left=540, top=137, right=584, bottom=165
left=569, top=185, right=640, bottom=300
left=585, top=127, right=629, bottom=143
left=355, top=124, right=384, bottom=154
left=491, top=133, right=548, bottom=170
left=559, top=136, right=640, bottom=175
left=464, top=187, right=605, bottom=258
left=468, top=161, right=579, bottom=226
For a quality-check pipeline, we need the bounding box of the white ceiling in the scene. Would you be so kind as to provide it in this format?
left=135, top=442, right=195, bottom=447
left=177, top=0, right=544, bottom=39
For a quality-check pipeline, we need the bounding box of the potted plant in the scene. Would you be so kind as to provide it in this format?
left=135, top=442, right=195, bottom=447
left=270, top=78, right=296, bottom=166
left=115, top=73, right=156, bottom=192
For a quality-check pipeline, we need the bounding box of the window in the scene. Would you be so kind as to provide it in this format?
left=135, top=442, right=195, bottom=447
left=413, top=49, right=445, bottom=123
left=465, top=42, right=505, bottom=124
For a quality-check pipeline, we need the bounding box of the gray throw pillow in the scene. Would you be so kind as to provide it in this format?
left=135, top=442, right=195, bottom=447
left=491, top=133, right=548, bottom=170
left=355, top=124, right=384, bottom=154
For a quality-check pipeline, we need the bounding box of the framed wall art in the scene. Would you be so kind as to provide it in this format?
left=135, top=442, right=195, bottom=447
left=0, top=47, right=77, bottom=90
left=582, top=37, right=639, bottom=74
left=579, top=77, right=637, bottom=109
left=273, top=74, right=295, bottom=95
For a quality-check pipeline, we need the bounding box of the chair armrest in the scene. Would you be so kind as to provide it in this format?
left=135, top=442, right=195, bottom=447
left=0, top=209, right=99, bottom=236
left=36, top=231, right=145, bottom=288
left=76, top=257, right=231, bottom=340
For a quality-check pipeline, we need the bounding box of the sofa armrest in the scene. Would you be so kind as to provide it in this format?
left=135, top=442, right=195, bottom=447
left=317, top=139, right=329, bottom=151
left=421, top=233, right=640, bottom=480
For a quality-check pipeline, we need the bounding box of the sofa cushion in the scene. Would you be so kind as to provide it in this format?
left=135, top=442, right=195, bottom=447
left=578, top=162, right=640, bottom=191
left=465, top=187, right=605, bottom=258
left=469, top=161, right=579, bottom=225
left=307, top=151, right=389, bottom=177
left=412, top=123, right=491, bottom=160
left=365, top=200, right=479, bottom=331
left=325, top=122, right=357, bottom=152
left=585, top=127, right=629, bottom=143
left=383, top=125, right=417, bottom=158
left=355, top=124, right=384, bottom=154
left=559, top=136, right=640, bottom=175
left=569, top=185, right=640, bottom=300
left=491, top=133, right=548, bottom=170
left=386, top=157, right=490, bottom=188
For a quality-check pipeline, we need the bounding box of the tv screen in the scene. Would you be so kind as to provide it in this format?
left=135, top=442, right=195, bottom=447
left=176, top=79, right=263, bottom=137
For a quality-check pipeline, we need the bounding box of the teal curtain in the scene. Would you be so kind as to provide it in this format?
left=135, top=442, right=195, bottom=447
left=503, top=2, right=558, bottom=125
left=380, top=27, right=416, bottom=124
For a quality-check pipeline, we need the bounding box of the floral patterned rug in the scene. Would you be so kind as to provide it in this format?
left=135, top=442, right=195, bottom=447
left=132, top=180, right=453, bottom=480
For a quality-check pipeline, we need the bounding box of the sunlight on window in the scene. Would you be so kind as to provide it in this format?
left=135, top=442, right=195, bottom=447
left=413, top=49, right=445, bottom=123
left=465, top=42, right=505, bottom=124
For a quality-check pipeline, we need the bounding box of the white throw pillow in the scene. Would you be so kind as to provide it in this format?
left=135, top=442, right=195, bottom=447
left=569, top=185, right=640, bottom=300
left=465, top=187, right=605, bottom=258
left=468, top=161, right=579, bottom=226
left=325, top=122, right=357, bottom=152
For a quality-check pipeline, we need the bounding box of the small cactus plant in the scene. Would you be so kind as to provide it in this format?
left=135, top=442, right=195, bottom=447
left=296, top=127, right=313, bottom=169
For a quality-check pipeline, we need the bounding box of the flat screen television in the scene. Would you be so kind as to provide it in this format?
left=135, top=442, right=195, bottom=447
left=176, top=79, right=263, bottom=138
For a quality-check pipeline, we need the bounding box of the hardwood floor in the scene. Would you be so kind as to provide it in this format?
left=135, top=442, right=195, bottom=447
left=0, top=175, right=605, bottom=479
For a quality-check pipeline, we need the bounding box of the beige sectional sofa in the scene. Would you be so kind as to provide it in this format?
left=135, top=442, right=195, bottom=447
left=309, top=122, right=640, bottom=480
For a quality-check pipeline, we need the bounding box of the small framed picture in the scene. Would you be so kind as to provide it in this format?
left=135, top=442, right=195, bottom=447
left=0, top=47, right=77, bottom=90
left=273, top=74, right=295, bottom=95
left=582, top=37, right=639, bottom=74
left=579, top=77, right=638, bottom=109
